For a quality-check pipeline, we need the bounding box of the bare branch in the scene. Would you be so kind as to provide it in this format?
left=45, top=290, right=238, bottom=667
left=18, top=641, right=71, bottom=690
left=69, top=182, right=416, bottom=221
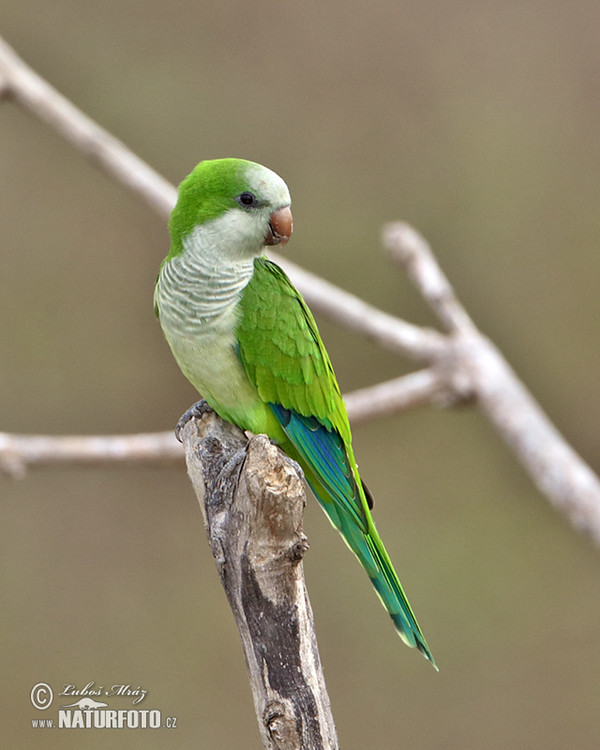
left=180, top=408, right=339, bottom=750
left=0, top=431, right=183, bottom=478
left=0, top=36, right=176, bottom=217
left=458, top=333, right=600, bottom=543
left=384, top=222, right=600, bottom=543
left=343, top=369, right=454, bottom=424
left=383, top=222, right=477, bottom=335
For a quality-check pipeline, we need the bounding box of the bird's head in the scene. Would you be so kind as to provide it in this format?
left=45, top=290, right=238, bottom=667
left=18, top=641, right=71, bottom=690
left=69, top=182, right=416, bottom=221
left=167, top=158, right=292, bottom=263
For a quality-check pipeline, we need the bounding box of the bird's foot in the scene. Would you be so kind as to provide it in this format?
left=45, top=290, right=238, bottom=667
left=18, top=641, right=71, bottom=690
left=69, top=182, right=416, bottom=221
left=218, top=448, right=247, bottom=485
left=175, top=400, right=213, bottom=443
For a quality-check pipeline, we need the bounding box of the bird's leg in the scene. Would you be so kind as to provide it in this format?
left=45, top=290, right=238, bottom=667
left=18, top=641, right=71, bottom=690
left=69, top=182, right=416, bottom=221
left=177, top=401, right=249, bottom=485
left=175, top=399, right=214, bottom=442
left=218, top=448, right=247, bottom=485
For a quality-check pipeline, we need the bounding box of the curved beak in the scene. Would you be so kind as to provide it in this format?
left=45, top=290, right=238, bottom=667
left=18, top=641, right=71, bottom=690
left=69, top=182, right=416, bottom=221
left=264, top=206, right=293, bottom=246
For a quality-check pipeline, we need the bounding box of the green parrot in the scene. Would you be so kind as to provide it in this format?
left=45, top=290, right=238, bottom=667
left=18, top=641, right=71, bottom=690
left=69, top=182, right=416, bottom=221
left=154, top=158, right=435, bottom=667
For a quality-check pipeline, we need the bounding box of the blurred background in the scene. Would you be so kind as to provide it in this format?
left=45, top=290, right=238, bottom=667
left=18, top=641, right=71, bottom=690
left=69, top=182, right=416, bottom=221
left=2, top=1, right=600, bottom=747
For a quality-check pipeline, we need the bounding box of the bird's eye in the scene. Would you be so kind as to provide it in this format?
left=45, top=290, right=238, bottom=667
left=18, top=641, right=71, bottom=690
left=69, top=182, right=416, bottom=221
left=237, top=191, right=258, bottom=208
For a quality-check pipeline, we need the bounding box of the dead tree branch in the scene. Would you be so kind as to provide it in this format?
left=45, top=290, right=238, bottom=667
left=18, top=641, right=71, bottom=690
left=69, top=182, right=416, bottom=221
left=383, top=223, right=600, bottom=543
left=0, top=36, right=176, bottom=217
left=0, top=431, right=183, bottom=479
left=179, top=406, right=338, bottom=750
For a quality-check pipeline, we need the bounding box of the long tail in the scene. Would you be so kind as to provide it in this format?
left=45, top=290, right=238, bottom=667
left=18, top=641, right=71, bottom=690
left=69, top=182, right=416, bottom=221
left=271, top=405, right=436, bottom=668
left=309, top=476, right=437, bottom=669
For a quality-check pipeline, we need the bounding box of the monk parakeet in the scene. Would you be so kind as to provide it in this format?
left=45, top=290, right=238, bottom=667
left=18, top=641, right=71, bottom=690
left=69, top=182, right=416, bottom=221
left=154, top=158, right=435, bottom=667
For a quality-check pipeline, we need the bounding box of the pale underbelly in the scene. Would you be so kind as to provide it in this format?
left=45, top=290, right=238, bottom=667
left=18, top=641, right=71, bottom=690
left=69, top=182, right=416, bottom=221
left=163, top=325, right=284, bottom=441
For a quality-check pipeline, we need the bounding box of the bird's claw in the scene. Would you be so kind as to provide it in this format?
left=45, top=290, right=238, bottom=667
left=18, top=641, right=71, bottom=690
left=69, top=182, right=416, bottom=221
left=175, top=399, right=213, bottom=442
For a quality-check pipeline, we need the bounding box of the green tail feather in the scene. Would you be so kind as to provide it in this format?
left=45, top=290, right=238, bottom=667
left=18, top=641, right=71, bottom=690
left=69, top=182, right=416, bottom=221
left=267, top=408, right=437, bottom=668
left=364, top=533, right=437, bottom=668
left=307, top=476, right=437, bottom=669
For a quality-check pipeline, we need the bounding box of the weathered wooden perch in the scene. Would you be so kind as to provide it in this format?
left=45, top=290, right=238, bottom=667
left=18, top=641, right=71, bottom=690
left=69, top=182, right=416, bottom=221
left=178, top=403, right=339, bottom=750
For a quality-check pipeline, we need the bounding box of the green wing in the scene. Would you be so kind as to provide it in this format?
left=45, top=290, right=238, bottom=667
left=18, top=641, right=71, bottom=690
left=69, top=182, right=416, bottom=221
left=237, top=258, right=349, bottom=436
left=237, top=257, right=367, bottom=528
